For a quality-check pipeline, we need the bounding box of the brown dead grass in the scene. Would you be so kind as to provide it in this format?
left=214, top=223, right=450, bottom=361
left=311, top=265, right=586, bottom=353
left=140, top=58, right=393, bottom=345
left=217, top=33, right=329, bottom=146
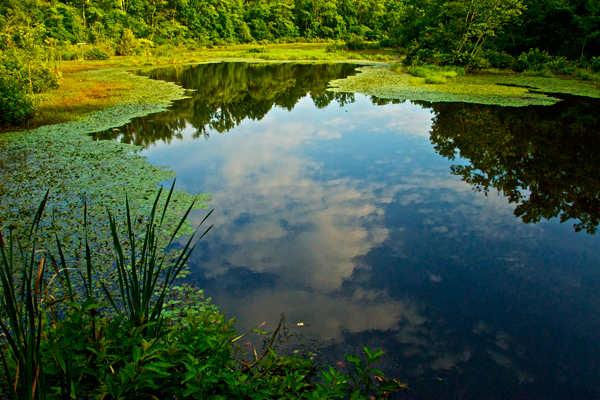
left=26, top=72, right=132, bottom=129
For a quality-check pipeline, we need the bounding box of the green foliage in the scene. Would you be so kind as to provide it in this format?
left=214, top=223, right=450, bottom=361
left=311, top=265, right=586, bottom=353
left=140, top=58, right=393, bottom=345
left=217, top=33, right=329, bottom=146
left=0, top=48, right=59, bottom=127
left=523, top=68, right=553, bottom=77
left=0, top=190, right=406, bottom=399
left=513, top=48, right=578, bottom=75
left=0, top=193, right=50, bottom=400
left=486, top=50, right=515, bottom=69
left=575, top=68, right=600, bottom=82
left=247, top=46, right=267, bottom=53
left=84, top=46, right=111, bottom=60
left=513, top=48, right=553, bottom=72
left=345, top=36, right=381, bottom=50
left=424, top=75, right=448, bottom=84
left=590, top=56, right=600, bottom=72
left=0, top=68, right=37, bottom=126
left=116, top=28, right=139, bottom=56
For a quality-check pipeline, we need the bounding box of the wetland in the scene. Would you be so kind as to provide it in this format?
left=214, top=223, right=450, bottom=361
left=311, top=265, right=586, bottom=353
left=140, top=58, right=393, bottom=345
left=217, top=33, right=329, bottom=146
left=2, top=61, right=600, bottom=399
left=88, top=62, right=600, bottom=399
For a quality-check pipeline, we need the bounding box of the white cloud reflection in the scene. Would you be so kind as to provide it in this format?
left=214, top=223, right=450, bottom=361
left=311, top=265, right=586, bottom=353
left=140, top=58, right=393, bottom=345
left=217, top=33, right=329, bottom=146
left=146, top=95, right=545, bottom=378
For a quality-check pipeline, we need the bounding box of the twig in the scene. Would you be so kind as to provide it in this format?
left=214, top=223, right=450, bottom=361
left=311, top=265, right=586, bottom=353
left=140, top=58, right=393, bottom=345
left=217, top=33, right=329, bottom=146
left=241, top=313, right=285, bottom=373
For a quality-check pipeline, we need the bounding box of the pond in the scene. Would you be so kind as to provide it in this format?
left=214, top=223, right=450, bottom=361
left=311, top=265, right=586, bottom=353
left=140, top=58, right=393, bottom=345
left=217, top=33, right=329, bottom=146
left=94, top=62, right=600, bottom=399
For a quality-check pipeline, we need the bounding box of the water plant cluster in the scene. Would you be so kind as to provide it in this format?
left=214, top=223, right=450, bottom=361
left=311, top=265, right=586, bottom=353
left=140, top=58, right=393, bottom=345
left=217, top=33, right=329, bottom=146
left=0, top=188, right=407, bottom=399
left=329, top=64, right=600, bottom=106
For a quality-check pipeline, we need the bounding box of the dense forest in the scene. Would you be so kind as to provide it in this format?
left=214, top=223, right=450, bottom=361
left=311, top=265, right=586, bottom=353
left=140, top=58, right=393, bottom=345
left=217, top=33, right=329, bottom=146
left=1, top=0, right=598, bottom=56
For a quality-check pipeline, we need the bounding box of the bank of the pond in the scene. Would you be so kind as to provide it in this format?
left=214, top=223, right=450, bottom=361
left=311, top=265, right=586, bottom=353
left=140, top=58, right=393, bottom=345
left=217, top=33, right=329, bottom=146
left=329, top=64, right=600, bottom=106
left=0, top=67, right=209, bottom=280
left=21, top=46, right=600, bottom=130
left=22, top=44, right=390, bottom=129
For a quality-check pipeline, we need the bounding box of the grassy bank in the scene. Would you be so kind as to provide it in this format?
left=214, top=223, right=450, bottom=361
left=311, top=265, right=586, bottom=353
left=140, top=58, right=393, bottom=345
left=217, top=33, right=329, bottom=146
left=12, top=43, right=393, bottom=131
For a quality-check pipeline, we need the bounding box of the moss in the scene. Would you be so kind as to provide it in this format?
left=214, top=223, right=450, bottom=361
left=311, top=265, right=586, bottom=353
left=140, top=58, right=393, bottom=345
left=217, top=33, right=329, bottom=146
left=328, top=65, right=600, bottom=106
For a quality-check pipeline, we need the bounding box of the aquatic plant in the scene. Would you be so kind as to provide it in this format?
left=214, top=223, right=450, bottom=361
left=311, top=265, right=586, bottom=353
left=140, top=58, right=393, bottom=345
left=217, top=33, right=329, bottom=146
left=330, top=65, right=600, bottom=107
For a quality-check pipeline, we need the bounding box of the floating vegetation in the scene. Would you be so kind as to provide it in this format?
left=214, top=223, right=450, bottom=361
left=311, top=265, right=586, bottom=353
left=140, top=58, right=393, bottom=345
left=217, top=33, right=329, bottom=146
left=329, top=65, right=600, bottom=107
left=0, top=67, right=210, bottom=282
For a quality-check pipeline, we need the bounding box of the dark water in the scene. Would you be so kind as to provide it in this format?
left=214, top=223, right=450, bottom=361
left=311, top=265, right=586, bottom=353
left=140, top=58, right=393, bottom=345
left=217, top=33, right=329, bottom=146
left=94, top=63, right=600, bottom=399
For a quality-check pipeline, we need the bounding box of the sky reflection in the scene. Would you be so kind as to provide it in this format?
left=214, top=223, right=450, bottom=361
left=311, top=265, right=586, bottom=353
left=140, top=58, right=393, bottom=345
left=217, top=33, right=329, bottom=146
left=111, top=63, right=600, bottom=399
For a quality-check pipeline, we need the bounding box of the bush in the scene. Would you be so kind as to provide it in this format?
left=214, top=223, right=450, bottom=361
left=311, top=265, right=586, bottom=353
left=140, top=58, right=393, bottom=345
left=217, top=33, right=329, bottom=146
left=59, top=45, right=83, bottom=60
left=84, top=46, right=110, bottom=60
left=0, top=69, right=36, bottom=126
left=575, top=68, right=600, bottom=82
left=116, top=28, right=138, bottom=56
left=29, top=64, right=60, bottom=93
left=546, top=56, right=577, bottom=75
left=379, top=37, right=400, bottom=48
left=487, top=50, right=515, bottom=69
left=590, top=56, right=600, bottom=73
left=389, top=62, right=404, bottom=72
left=345, top=37, right=366, bottom=50
left=513, top=49, right=579, bottom=75
left=513, top=48, right=552, bottom=72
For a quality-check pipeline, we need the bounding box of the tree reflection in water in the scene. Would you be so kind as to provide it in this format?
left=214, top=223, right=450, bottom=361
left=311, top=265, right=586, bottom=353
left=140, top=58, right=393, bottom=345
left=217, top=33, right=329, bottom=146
left=94, top=62, right=600, bottom=235
left=421, top=95, right=600, bottom=234
left=93, top=62, right=358, bottom=146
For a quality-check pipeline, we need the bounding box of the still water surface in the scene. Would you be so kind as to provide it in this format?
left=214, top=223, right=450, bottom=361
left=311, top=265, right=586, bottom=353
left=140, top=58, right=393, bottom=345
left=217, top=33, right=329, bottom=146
left=94, top=63, right=600, bottom=399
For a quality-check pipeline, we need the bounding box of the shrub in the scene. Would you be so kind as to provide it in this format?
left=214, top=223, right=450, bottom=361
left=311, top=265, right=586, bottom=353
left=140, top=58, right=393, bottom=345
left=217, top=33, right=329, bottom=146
left=0, top=69, right=36, bottom=126
left=379, top=37, right=399, bottom=48
left=345, top=37, right=367, bottom=50
left=59, top=45, right=83, bottom=60
left=116, top=28, right=139, bottom=56
left=84, top=46, right=110, bottom=60
left=389, top=62, right=404, bottom=72
left=546, top=56, right=577, bottom=75
left=513, top=48, right=552, bottom=72
left=590, top=56, right=600, bottom=73
left=487, top=50, right=515, bottom=69
left=29, top=64, right=60, bottom=93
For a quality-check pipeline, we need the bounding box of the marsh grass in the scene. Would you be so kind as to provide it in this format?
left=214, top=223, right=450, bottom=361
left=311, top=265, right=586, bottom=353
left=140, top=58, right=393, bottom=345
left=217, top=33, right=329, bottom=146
left=28, top=76, right=132, bottom=128
left=389, top=62, right=404, bottom=72
left=0, top=193, right=50, bottom=400
left=405, top=64, right=466, bottom=84
left=524, top=68, right=553, bottom=78
left=575, top=68, right=600, bottom=83
left=424, top=75, right=447, bottom=84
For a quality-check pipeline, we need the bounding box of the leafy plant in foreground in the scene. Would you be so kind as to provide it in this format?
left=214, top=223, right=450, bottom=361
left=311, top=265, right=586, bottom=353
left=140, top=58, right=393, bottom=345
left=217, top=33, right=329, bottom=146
left=0, top=192, right=50, bottom=400
left=0, top=188, right=407, bottom=399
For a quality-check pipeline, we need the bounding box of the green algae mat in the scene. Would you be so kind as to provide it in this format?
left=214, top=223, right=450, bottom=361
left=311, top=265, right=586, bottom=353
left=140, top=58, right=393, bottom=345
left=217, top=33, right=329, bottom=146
left=328, top=65, right=600, bottom=107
